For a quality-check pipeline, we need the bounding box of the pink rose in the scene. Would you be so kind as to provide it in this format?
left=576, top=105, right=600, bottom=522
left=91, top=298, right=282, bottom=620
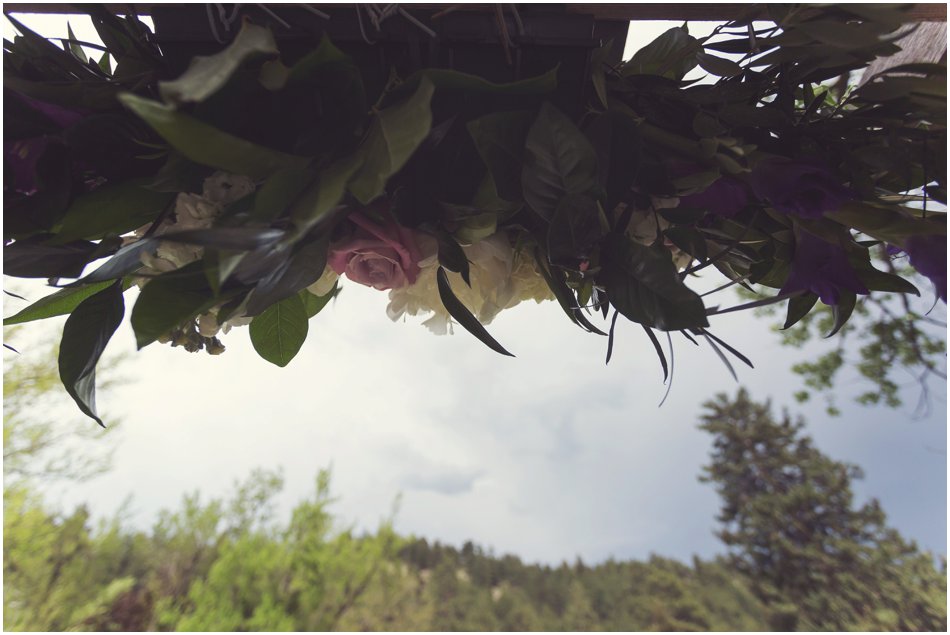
left=327, top=210, right=423, bottom=290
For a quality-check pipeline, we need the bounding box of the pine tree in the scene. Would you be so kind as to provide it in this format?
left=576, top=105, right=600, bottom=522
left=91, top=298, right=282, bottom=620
left=699, top=389, right=947, bottom=630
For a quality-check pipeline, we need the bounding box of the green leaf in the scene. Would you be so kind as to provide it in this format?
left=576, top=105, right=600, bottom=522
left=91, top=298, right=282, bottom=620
left=254, top=166, right=316, bottom=222
left=534, top=249, right=607, bottom=336
left=54, top=180, right=174, bottom=242
left=522, top=102, right=599, bottom=220
left=696, top=52, right=743, bottom=77
left=547, top=193, right=605, bottom=266
left=244, top=237, right=329, bottom=316
left=624, top=26, right=699, bottom=79
left=601, top=234, right=708, bottom=331
left=98, top=49, right=112, bottom=74
left=348, top=78, right=435, bottom=204
left=65, top=23, right=86, bottom=61
left=783, top=292, right=819, bottom=329
left=4, top=238, right=104, bottom=279
left=160, top=21, right=277, bottom=104
left=663, top=226, right=707, bottom=262
left=286, top=34, right=351, bottom=85
left=436, top=267, right=514, bottom=357
left=249, top=293, right=308, bottom=367
left=57, top=281, right=125, bottom=426
left=826, top=202, right=946, bottom=248
left=591, top=39, right=614, bottom=108
left=467, top=111, right=533, bottom=202
left=119, top=93, right=309, bottom=180
left=827, top=291, right=856, bottom=337
left=436, top=232, right=471, bottom=286
left=290, top=155, right=363, bottom=236
left=130, top=264, right=215, bottom=349
left=300, top=285, right=338, bottom=319
left=3, top=281, right=114, bottom=325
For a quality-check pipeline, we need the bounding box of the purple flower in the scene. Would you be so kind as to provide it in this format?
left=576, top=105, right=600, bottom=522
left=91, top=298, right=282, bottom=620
left=901, top=235, right=946, bottom=303
left=750, top=159, right=851, bottom=218
left=780, top=231, right=869, bottom=305
left=5, top=137, right=51, bottom=194
left=5, top=93, right=84, bottom=194
left=13, top=93, right=85, bottom=129
left=678, top=176, right=751, bottom=219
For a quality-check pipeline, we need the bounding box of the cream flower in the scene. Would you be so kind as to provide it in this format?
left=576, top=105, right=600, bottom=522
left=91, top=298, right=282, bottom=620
left=134, top=172, right=256, bottom=273
left=130, top=172, right=257, bottom=340
left=386, top=233, right=554, bottom=335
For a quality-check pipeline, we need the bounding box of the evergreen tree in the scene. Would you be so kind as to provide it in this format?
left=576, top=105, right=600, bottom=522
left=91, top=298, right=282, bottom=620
left=699, top=389, right=947, bottom=630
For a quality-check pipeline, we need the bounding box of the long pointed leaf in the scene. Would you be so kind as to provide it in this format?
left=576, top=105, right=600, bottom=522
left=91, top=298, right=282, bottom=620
left=436, top=267, right=514, bottom=357
left=641, top=324, right=669, bottom=382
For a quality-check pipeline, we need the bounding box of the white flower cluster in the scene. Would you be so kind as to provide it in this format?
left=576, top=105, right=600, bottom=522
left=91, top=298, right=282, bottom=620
left=385, top=233, right=555, bottom=335
left=135, top=171, right=255, bottom=273
left=131, top=172, right=256, bottom=340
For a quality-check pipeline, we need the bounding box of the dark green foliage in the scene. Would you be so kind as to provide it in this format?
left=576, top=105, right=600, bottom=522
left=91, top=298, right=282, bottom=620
left=700, top=389, right=948, bottom=630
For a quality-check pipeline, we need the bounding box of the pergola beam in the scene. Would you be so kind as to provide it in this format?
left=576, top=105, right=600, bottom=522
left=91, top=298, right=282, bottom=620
left=3, top=3, right=947, bottom=22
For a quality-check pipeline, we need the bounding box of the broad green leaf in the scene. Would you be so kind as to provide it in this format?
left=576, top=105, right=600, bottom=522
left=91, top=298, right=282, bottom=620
left=522, top=102, right=599, bottom=220
left=601, top=234, right=708, bottom=331
left=826, top=202, right=947, bottom=248
left=467, top=111, right=533, bottom=202
left=3, top=281, right=114, bottom=325
left=130, top=264, right=215, bottom=349
left=119, top=93, right=309, bottom=180
left=436, top=267, right=514, bottom=357
left=160, top=22, right=277, bottom=104
left=547, top=193, right=605, bottom=266
left=54, top=180, right=174, bottom=242
left=348, top=78, right=435, bottom=204
left=249, top=293, right=308, bottom=367
left=255, top=165, right=317, bottom=222
left=57, top=281, right=125, bottom=426
left=290, top=155, right=363, bottom=236
left=4, top=238, right=103, bottom=278
left=286, top=34, right=350, bottom=85
left=624, top=26, right=699, bottom=79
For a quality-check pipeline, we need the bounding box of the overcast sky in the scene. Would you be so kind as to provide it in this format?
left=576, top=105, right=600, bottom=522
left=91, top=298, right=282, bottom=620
left=3, top=12, right=947, bottom=566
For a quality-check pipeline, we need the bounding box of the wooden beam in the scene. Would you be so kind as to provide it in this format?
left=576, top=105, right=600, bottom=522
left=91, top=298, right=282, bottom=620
left=3, top=3, right=947, bottom=22
left=564, top=3, right=947, bottom=22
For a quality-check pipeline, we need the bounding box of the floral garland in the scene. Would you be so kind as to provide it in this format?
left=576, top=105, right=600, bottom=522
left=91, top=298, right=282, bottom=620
left=2, top=5, right=946, bottom=424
